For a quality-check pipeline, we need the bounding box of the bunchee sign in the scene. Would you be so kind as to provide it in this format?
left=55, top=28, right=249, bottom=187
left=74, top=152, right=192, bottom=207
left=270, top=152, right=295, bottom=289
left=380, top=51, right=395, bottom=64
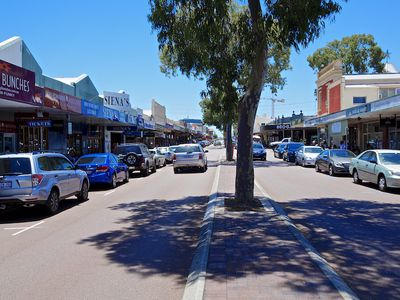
left=0, top=59, right=35, bottom=104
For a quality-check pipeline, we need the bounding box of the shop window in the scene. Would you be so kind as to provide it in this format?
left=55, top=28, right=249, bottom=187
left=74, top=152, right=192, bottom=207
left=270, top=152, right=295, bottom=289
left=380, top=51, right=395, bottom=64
left=353, top=97, right=366, bottom=104
left=379, top=88, right=398, bottom=99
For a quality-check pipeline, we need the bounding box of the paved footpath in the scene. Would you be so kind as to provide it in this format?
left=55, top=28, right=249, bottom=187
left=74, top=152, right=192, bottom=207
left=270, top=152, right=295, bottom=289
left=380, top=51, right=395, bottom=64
left=202, top=161, right=344, bottom=300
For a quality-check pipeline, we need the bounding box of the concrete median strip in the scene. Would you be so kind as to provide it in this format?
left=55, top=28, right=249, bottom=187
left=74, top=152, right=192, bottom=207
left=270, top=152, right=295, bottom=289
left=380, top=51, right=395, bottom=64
left=182, top=155, right=222, bottom=300
left=255, top=180, right=359, bottom=300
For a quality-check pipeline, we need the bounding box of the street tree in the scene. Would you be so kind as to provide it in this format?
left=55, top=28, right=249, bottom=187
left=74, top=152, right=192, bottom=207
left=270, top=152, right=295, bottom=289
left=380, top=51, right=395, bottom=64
left=307, top=34, right=387, bottom=73
left=149, top=0, right=343, bottom=204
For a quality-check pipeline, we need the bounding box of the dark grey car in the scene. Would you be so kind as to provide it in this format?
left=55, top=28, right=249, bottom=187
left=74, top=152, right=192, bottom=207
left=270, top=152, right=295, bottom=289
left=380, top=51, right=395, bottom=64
left=113, top=143, right=156, bottom=177
left=315, top=149, right=356, bottom=176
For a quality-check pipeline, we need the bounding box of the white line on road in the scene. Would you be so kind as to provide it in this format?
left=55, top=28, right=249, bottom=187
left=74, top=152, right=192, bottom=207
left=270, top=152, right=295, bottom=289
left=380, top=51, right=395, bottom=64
left=103, top=190, right=115, bottom=196
left=4, top=227, right=27, bottom=230
left=254, top=180, right=359, bottom=300
left=182, top=154, right=222, bottom=300
left=11, top=221, right=45, bottom=236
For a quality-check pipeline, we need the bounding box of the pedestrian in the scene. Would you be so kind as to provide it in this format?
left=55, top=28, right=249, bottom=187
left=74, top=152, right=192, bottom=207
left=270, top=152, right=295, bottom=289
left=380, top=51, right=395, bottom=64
left=339, top=140, right=347, bottom=150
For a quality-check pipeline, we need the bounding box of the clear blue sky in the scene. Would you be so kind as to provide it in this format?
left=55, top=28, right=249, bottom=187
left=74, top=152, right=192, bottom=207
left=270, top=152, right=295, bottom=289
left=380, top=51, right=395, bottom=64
left=1, top=0, right=399, bottom=122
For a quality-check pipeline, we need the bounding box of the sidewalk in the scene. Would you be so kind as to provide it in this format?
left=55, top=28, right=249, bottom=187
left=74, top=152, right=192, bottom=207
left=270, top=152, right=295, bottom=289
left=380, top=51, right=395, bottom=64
left=203, top=161, right=342, bottom=300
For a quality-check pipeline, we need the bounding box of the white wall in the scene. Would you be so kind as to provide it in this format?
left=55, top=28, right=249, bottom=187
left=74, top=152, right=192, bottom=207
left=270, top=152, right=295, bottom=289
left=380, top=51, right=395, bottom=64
left=0, top=37, right=22, bottom=66
left=342, top=87, right=378, bottom=110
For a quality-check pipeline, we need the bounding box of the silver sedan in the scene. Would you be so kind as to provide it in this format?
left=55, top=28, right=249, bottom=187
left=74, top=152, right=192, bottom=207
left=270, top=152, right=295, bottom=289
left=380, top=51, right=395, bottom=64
left=295, top=146, right=323, bottom=167
left=173, top=144, right=208, bottom=173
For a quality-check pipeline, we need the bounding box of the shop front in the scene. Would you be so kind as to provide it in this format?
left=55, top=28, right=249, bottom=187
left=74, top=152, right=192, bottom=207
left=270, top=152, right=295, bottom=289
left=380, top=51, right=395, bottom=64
left=0, top=121, right=17, bottom=153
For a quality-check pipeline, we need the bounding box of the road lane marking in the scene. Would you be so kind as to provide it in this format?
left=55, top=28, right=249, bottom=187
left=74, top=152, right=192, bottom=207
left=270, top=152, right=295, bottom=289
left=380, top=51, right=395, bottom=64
left=254, top=180, right=359, bottom=300
left=103, top=190, right=115, bottom=196
left=4, top=227, right=27, bottom=230
left=182, top=154, right=222, bottom=300
left=10, top=221, right=45, bottom=236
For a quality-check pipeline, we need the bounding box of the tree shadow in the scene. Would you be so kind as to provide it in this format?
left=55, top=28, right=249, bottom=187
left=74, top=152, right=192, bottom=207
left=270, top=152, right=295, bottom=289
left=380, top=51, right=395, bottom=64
left=280, top=197, right=400, bottom=300
left=78, top=196, right=208, bottom=284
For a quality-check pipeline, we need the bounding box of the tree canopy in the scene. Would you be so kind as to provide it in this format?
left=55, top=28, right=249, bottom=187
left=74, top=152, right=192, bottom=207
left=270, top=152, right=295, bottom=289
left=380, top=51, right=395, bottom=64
left=149, top=0, right=344, bottom=203
left=307, top=34, right=387, bottom=74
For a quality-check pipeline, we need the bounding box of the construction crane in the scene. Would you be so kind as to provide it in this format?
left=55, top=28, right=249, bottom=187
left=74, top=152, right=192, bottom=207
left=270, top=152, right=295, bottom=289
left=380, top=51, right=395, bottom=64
left=262, top=98, right=285, bottom=118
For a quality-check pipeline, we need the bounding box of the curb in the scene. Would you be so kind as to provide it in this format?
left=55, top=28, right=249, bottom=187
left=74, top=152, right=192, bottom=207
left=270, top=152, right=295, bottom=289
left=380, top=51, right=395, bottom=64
left=255, top=180, right=360, bottom=300
left=182, top=156, right=222, bottom=300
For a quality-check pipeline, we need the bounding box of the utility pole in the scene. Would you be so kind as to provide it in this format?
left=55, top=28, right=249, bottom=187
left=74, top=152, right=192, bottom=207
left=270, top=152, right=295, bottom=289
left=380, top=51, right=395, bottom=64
left=262, top=98, right=285, bottom=118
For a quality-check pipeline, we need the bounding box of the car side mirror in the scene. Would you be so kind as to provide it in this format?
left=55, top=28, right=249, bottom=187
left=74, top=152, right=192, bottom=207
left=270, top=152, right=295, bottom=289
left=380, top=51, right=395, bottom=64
left=205, top=150, right=209, bottom=153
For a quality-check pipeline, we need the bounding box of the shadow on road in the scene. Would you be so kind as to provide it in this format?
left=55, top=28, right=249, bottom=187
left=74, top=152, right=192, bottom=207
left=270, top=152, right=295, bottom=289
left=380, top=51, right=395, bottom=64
left=281, top=197, right=400, bottom=300
left=78, top=196, right=207, bottom=284
left=0, top=198, right=82, bottom=223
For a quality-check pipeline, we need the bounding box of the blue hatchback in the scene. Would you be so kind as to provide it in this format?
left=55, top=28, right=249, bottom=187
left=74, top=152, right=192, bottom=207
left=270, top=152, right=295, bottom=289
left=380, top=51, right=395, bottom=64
left=75, top=153, right=129, bottom=188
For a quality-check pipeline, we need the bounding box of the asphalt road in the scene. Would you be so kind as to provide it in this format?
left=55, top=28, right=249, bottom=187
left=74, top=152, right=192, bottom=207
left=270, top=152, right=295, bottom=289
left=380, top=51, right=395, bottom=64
left=255, top=149, right=400, bottom=300
left=0, top=147, right=224, bottom=300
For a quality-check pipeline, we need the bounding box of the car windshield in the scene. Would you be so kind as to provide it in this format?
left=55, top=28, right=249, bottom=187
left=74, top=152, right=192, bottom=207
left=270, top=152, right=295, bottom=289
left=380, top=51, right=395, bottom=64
left=158, top=147, right=169, bottom=153
left=149, top=150, right=155, bottom=154
left=76, top=156, right=107, bottom=164
left=114, top=145, right=141, bottom=155
left=378, top=152, right=400, bottom=165
left=253, top=144, right=264, bottom=149
left=0, top=158, right=31, bottom=175
left=288, top=143, right=303, bottom=151
left=330, top=150, right=355, bottom=158
left=175, top=146, right=201, bottom=153
left=305, top=147, right=322, bottom=153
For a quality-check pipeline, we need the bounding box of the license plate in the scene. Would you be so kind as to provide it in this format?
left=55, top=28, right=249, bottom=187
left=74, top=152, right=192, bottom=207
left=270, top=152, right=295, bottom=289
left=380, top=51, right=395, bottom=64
left=0, top=181, right=12, bottom=189
left=185, top=155, right=193, bottom=158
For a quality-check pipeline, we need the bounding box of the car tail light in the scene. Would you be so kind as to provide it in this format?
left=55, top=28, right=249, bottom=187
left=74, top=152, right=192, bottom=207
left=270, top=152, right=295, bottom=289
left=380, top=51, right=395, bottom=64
left=173, top=154, right=176, bottom=160
left=199, top=153, right=203, bottom=159
left=31, top=174, right=44, bottom=187
left=96, top=166, right=109, bottom=172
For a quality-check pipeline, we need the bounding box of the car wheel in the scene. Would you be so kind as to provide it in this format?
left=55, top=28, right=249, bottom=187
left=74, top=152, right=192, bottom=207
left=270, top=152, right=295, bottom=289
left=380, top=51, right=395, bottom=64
left=141, top=164, right=150, bottom=177
left=163, top=160, right=167, bottom=167
left=352, top=169, right=361, bottom=184
left=45, top=189, right=60, bottom=215
left=125, top=153, right=138, bottom=166
left=315, top=163, right=320, bottom=172
left=110, top=173, right=117, bottom=188
left=329, top=165, right=335, bottom=176
left=77, top=180, right=89, bottom=202
left=378, top=175, right=387, bottom=192
left=123, top=171, right=129, bottom=183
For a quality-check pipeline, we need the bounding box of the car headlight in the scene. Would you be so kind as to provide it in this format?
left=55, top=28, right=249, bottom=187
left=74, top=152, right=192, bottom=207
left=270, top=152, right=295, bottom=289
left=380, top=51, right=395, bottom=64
left=334, top=162, right=343, bottom=167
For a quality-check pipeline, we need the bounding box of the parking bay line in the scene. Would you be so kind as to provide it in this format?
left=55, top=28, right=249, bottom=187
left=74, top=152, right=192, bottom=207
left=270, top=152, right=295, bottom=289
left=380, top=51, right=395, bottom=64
left=103, top=190, right=116, bottom=196
left=254, top=180, right=359, bottom=300
left=7, top=221, right=45, bottom=236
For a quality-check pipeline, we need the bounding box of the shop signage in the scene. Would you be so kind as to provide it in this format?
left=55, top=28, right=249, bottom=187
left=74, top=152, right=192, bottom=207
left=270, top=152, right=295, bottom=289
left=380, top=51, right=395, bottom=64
left=0, top=59, right=35, bottom=104
left=276, top=123, right=291, bottom=130
left=124, top=131, right=142, bottom=137
left=371, top=95, right=400, bottom=112
left=137, top=115, right=144, bottom=128
left=379, top=116, right=396, bottom=127
left=142, top=131, right=155, bottom=137
left=33, top=86, right=44, bottom=105
left=166, top=123, right=174, bottom=129
left=106, top=126, right=138, bottom=132
left=103, top=91, right=131, bottom=111
left=82, top=99, right=101, bottom=117
left=143, top=120, right=155, bottom=130
left=346, top=103, right=371, bottom=117
left=44, top=88, right=82, bottom=113
left=103, top=106, right=120, bottom=121
left=26, top=120, right=52, bottom=127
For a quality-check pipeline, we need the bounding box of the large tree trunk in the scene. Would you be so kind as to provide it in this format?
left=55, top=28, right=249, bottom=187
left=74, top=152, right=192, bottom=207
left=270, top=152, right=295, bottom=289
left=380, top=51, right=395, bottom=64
left=226, top=122, right=233, bottom=161
left=234, top=0, right=265, bottom=204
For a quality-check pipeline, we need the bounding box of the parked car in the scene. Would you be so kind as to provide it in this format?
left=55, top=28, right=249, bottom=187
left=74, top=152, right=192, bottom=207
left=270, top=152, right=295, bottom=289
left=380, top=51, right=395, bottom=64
left=283, top=142, right=304, bottom=162
left=150, top=149, right=166, bottom=168
left=315, top=149, right=356, bottom=176
left=295, top=146, right=323, bottom=166
left=173, top=144, right=208, bottom=173
left=253, top=143, right=266, bottom=161
left=75, top=153, right=129, bottom=188
left=169, top=145, right=179, bottom=153
left=270, top=137, right=292, bottom=149
left=273, top=143, right=287, bottom=159
left=349, top=150, right=400, bottom=192
left=113, top=143, right=156, bottom=177
left=0, top=152, right=89, bottom=214
left=157, top=147, right=174, bottom=163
